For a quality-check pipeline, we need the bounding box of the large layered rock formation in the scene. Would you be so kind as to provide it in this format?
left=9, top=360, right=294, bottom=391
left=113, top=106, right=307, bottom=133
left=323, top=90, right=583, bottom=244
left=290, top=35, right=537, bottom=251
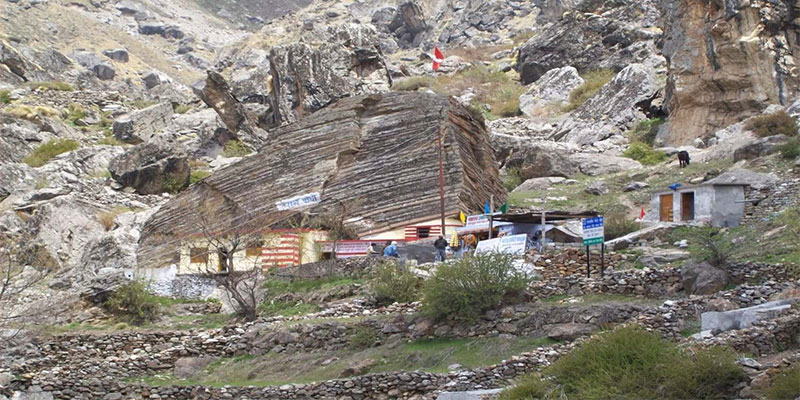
left=660, top=0, right=800, bottom=145
left=138, top=92, right=506, bottom=268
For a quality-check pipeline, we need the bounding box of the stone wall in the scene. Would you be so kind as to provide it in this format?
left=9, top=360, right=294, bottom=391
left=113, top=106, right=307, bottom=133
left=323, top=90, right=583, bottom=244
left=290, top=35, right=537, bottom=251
left=742, top=179, right=800, bottom=224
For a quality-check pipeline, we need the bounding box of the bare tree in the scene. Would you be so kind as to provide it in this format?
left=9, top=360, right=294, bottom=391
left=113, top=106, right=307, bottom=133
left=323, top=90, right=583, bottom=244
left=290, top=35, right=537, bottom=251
left=0, top=234, right=49, bottom=346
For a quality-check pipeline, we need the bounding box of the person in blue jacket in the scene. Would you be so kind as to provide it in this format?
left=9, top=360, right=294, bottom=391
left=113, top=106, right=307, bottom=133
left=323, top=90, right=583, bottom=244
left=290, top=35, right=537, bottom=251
left=383, top=241, right=399, bottom=258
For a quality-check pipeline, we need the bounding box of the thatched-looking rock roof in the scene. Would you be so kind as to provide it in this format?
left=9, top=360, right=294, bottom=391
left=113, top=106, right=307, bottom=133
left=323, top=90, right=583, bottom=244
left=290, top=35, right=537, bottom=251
left=137, top=92, right=506, bottom=268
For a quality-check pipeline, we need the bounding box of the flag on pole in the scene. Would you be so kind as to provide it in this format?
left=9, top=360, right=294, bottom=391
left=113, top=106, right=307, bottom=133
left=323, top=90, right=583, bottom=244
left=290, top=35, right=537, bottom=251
left=459, top=211, right=467, bottom=225
left=432, top=46, right=444, bottom=72
left=484, top=201, right=491, bottom=214
left=499, top=202, right=508, bottom=213
left=640, top=207, right=646, bottom=219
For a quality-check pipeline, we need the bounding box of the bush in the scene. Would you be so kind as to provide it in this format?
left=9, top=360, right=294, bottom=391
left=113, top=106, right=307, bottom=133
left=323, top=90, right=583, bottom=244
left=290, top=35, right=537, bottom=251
left=777, top=137, right=800, bottom=159
left=604, top=212, right=639, bottom=240
left=745, top=111, right=798, bottom=138
left=623, top=142, right=668, bottom=165
left=27, top=81, right=74, bottom=91
left=190, top=170, right=212, bottom=185
left=497, top=374, right=555, bottom=400
left=679, top=226, right=734, bottom=267
left=766, top=365, right=800, bottom=400
left=103, top=281, right=161, bottom=325
left=348, top=325, right=379, bottom=349
left=540, top=325, right=744, bottom=400
left=503, top=167, right=523, bottom=192
left=3, top=105, right=62, bottom=122
left=370, top=262, right=420, bottom=306
left=174, top=104, right=192, bottom=114
left=23, top=139, right=80, bottom=167
left=630, top=117, right=664, bottom=146
left=564, top=69, right=615, bottom=112
left=0, top=90, right=10, bottom=104
left=223, top=139, right=252, bottom=158
left=421, top=253, right=529, bottom=322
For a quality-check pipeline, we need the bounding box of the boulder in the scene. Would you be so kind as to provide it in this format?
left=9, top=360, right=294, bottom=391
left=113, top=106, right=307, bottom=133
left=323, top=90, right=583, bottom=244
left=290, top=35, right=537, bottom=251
left=733, top=135, right=787, bottom=161
left=569, top=153, right=642, bottom=176
left=512, top=176, right=565, bottom=192
left=102, top=48, right=129, bottom=62
left=138, top=22, right=166, bottom=36
left=585, top=181, right=609, bottom=195
left=546, top=323, right=597, bottom=341
left=551, top=64, right=660, bottom=145
left=174, top=357, right=218, bottom=379
left=701, top=299, right=798, bottom=333
left=193, top=70, right=250, bottom=134
left=112, top=103, right=174, bottom=144
left=623, top=181, right=649, bottom=192
left=504, top=143, right=579, bottom=179
left=92, top=63, right=116, bottom=80
left=143, top=71, right=163, bottom=89
left=680, top=261, right=729, bottom=295
left=108, top=141, right=190, bottom=195
left=519, top=66, right=584, bottom=118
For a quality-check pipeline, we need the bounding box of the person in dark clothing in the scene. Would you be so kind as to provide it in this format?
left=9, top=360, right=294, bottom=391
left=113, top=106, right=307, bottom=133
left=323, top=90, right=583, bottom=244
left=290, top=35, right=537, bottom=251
left=433, top=235, right=448, bottom=262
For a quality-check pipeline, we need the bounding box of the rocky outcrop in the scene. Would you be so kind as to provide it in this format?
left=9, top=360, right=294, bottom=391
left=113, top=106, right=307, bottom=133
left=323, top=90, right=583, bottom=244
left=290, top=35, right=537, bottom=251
left=519, top=66, right=584, bottom=118
left=108, top=141, right=190, bottom=195
left=516, top=0, right=664, bottom=85
left=504, top=144, right=580, bottom=179
left=681, top=261, right=730, bottom=295
left=733, top=135, right=787, bottom=161
left=112, top=103, right=174, bottom=144
left=660, top=0, right=800, bottom=145
left=570, top=153, right=643, bottom=176
left=551, top=64, right=660, bottom=145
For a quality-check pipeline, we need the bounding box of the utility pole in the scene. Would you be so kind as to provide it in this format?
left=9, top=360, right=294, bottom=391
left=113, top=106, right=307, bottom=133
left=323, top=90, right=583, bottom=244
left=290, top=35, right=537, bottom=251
left=488, top=194, right=494, bottom=239
left=437, top=127, right=446, bottom=237
left=540, top=196, right=547, bottom=254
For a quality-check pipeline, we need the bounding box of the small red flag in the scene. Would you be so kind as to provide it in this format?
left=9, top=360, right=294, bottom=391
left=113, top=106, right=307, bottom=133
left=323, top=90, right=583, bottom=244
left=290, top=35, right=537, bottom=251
left=432, top=46, right=444, bottom=72
left=640, top=207, right=646, bottom=219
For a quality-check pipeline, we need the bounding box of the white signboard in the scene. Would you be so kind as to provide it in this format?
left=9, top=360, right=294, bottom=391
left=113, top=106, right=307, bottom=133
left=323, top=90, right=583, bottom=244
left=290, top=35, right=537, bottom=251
left=276, top=192, right=321, bottom=211
left=582, top=216, right=604, bottom=246
left=474, top=234, right=528, bottom=255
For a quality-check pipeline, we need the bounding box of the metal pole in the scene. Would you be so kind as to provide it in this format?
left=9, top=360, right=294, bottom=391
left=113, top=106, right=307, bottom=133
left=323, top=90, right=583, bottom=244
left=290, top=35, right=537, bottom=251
left=438, top=128, right=446, bottom=237
left=601, top=242, right=605, bottom=277
left=488, top=194, right=494, bottom=239
left=541, top=197, right=546, bottom=254
left=586, top=245, right=591, bottom=278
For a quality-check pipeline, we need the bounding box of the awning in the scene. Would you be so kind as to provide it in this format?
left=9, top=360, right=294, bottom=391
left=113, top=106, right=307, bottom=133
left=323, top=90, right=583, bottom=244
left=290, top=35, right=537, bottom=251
left=455, top=221, right=512, bottom=235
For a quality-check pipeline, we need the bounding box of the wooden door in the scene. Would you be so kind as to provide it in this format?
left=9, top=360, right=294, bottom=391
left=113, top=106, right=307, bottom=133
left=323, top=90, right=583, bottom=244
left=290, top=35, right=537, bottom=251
left=660, top=194, right=673, bottom=222
left=681, top=192, right=695, bottom=221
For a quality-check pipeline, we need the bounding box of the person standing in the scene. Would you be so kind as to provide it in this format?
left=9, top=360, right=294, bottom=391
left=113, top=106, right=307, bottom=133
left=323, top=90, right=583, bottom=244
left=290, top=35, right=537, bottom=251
left=433, top=235, right=448, bottom=262
left=383, top=241, right=399, bottom=258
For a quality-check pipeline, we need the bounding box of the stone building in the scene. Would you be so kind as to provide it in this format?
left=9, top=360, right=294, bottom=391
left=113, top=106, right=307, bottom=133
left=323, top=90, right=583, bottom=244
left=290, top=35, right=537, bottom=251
left=649, top=183, right=748, bottom=227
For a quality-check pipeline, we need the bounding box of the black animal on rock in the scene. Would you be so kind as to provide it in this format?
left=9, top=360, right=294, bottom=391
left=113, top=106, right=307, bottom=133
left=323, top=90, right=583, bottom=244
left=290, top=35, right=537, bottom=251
left=678, top=151, right=690, bottom=168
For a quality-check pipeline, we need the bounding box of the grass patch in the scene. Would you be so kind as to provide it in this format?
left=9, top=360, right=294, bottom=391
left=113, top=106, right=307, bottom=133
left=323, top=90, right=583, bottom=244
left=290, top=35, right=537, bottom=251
left=189, top=170, right=212, bottom=185
left=3, top=105, right=62, bottom=122
left=263, top=276, right=364, bottom=295
left=503, top=167, right=523, bottom=192
left=26, top=81, right=74, bottom=91
left=630, top=117, right=664, bottom=146
left=222, top=139, right=252, bottom=157
left=765, top=364, right=800, bottom=400
left=66, top=102, right=86, bottom=124
left=96, top=206, right=131, bottom=231
left=167, top=313, right=234, bottom=330
left=174, top=104, right=192, bottom=114
left=623, top=142, right=668, bottom=166
left=564, top=69, right=615, bottom=112
left=348, top=325, right=379, bottom=349
left=604, top=211, right=639, bottom=240
left=777, top=137, right=800, bottom=159
left=23, top=139, right=80, bottom=167
left=501, top=326, right=745, bottom=400
left=745, top=110, right=798, bottom=138
left=0, top=90, right=10, bottom=104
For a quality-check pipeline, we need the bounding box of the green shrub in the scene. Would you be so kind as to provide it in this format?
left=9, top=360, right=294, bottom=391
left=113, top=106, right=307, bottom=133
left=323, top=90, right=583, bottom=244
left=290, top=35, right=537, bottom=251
left=66, top=102, right=87, bottom=124
left=630, top=117, right=664, bottom=146
left=392, top=76, right=435, bottom=91
left=27, top=81, right=74, bottom=91
left=223, top=140, right=252, bottom=158
left=174, top=104, right=192, bottom=114
left=348, top=325, right=379, bottom=349
left=745, top=111, right=798, bottom=138
left=23, top=139, right=80, bottom=167
left=421, top=253, right=529, bottom=322
left=503, top=167, right=523, bottom=192
left=103, top=280, right=161, bottom=325
left=766, top=365, right=800, bottom=400
left=542, top=325, right=744, bottom=400
left=564, top=69, right=615, bottom=112
left=0, top=90, right=10, bottom=104
left=162, top=176, right=187, bottom=194
left=370, top=262, right=420, bottom=306
left=190, top=170, right=212, bottom=185
left=623, top=142, right=668, bottom=165
left=777, top=137, right=800, bottom=159
left=497, top=374, right=555, bottom=400
left=604, top=212, right=639, bottom=240
left=677, top=226, right=734, bottom=267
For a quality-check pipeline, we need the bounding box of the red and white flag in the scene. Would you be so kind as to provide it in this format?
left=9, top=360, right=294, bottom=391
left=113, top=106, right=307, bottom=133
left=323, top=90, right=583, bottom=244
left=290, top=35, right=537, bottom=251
left=432, top=46, right=444, bottom=72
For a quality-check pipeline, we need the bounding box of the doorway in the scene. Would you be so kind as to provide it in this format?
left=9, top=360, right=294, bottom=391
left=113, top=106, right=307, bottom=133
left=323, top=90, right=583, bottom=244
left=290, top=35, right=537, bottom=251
left=681, top=192, right=695, bottom=221
left=660, top=194, right=674, bottom=222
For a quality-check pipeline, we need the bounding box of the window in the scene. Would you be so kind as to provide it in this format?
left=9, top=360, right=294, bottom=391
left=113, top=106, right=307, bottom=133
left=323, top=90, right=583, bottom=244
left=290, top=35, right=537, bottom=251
left=190, top=247, right=208, bottom=264
left=417, top=227, right=431, bottom=238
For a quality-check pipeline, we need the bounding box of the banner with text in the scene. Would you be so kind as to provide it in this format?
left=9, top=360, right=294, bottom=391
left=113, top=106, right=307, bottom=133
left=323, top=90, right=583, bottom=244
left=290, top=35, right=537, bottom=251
left=276, top=192, right=321, bottom=211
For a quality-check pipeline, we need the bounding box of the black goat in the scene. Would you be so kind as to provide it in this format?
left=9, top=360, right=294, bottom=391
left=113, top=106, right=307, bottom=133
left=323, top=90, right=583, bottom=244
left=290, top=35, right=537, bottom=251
left=678, top=150, right=690, bottom=168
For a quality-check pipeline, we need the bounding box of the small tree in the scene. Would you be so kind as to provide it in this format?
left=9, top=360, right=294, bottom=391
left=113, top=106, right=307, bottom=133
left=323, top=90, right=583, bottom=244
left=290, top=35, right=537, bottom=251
left=103, top=280, right=160, bottom=325
left=370, top=262, right=420, bottom=305
left=0, top=234, right=49, bottom=345
left=682, top=227, right=734, bottom=268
